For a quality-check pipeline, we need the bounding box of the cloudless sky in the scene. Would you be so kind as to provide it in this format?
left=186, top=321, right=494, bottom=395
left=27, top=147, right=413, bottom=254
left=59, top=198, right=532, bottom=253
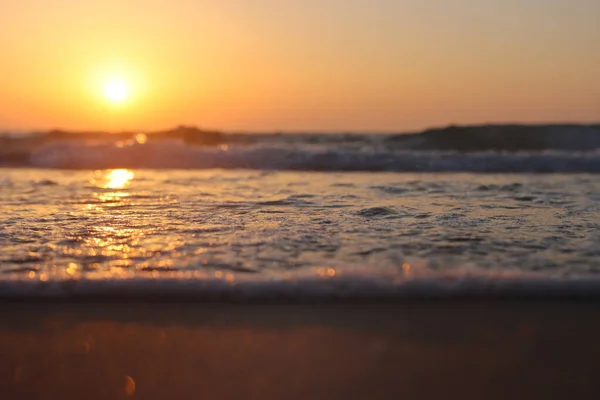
left=0, top=0, right=599, bottom=132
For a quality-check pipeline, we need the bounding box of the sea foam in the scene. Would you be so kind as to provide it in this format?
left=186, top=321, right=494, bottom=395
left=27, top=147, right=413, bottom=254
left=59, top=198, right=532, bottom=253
left=29, top=140, right=600, bottom=172
left=1, top=266, right=599, bottom=301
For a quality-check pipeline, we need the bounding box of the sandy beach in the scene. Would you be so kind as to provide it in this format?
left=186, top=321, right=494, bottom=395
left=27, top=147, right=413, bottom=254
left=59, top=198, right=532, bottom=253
left=1, top=301, right=599, bottom=399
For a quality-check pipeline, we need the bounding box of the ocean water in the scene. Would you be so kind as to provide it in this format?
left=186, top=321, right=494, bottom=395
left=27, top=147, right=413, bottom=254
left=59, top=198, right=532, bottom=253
left=2, top=168, right=600, bottom=299
left=2, top=128, right=600, bottom=299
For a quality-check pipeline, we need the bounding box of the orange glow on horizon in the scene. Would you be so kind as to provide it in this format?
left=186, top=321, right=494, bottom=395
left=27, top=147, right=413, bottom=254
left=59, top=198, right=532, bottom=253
left=1, top=1, right=599, bottom=132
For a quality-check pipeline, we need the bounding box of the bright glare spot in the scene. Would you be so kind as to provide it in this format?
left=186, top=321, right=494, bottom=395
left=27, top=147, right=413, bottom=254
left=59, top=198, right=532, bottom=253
left=66, top=262, right=78, bottom=276
left=105, top=169, right=134, bottom=189
left=124, top=376, right=136, bottom=396
left=104, top=79, right=128, bottom=103
left=135, top=133, right=147, bottom=144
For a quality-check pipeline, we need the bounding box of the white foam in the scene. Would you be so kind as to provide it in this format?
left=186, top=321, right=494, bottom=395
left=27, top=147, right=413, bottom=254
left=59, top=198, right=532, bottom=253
left=2, top=267, right=599, bottom=300
left=29, top=140, right=600, bottom=172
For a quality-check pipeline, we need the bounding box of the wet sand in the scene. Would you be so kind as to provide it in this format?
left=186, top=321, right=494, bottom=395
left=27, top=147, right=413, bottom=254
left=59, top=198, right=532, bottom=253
left=1, top=302, right=599, bottom=399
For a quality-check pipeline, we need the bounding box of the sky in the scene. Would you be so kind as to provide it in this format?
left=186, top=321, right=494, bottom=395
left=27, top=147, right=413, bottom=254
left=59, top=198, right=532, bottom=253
left=0, top=0, right=599, bottom=132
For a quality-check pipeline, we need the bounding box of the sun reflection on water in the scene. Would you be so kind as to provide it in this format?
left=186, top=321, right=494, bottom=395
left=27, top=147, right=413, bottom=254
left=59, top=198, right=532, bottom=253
left=104, top=169, right=135, bottom=189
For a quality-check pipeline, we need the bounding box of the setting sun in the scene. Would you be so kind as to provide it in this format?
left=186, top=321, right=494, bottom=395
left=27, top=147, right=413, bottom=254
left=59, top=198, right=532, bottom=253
left=104, top=79, right=129, bottom=104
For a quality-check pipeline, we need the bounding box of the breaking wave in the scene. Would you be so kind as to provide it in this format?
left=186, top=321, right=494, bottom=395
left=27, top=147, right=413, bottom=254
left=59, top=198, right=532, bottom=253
left=2, top=123, right=600, bottom=171
left=28, top=140, right=600, bottom=172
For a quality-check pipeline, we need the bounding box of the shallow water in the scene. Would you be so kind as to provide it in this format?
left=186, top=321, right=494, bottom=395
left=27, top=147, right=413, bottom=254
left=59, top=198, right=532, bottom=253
left=1, top=169, right=600, bottom=298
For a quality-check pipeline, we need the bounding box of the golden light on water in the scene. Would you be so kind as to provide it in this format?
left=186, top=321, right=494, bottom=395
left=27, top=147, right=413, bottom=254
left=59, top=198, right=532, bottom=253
left=104, top=169, right=135, bottom=189
left=135, top=133, right=147, bottom=144
left=66, top=262, right=79, bottom=276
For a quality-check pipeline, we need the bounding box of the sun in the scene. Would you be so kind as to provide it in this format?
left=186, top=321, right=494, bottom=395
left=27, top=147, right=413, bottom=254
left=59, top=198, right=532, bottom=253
left=104, top=79, right=129, bottom=103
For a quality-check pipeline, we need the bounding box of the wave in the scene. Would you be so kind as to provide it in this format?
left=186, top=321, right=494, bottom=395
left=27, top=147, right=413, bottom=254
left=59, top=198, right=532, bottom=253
left=26, top=140, right=600, bottom=172
left=1, top=267, right=600, bottom=300
left=2, top=123, right=600, bottom=171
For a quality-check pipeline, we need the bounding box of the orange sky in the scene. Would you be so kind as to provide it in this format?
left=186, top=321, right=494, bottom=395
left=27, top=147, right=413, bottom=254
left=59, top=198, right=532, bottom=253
left=1, top=0, right=599, bottom=132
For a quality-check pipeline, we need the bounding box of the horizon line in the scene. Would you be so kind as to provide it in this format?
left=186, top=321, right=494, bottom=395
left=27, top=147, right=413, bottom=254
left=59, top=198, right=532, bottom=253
left=2, top=120, right=600, bottom=136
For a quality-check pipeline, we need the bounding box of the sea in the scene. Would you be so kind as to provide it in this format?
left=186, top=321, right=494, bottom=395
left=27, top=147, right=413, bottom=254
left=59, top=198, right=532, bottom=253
left=2, top=125, right=600, bottom=300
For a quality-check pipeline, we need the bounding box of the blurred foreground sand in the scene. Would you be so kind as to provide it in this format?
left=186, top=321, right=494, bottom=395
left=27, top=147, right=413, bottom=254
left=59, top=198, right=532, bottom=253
left=1, top=302, right=599, bottom=399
